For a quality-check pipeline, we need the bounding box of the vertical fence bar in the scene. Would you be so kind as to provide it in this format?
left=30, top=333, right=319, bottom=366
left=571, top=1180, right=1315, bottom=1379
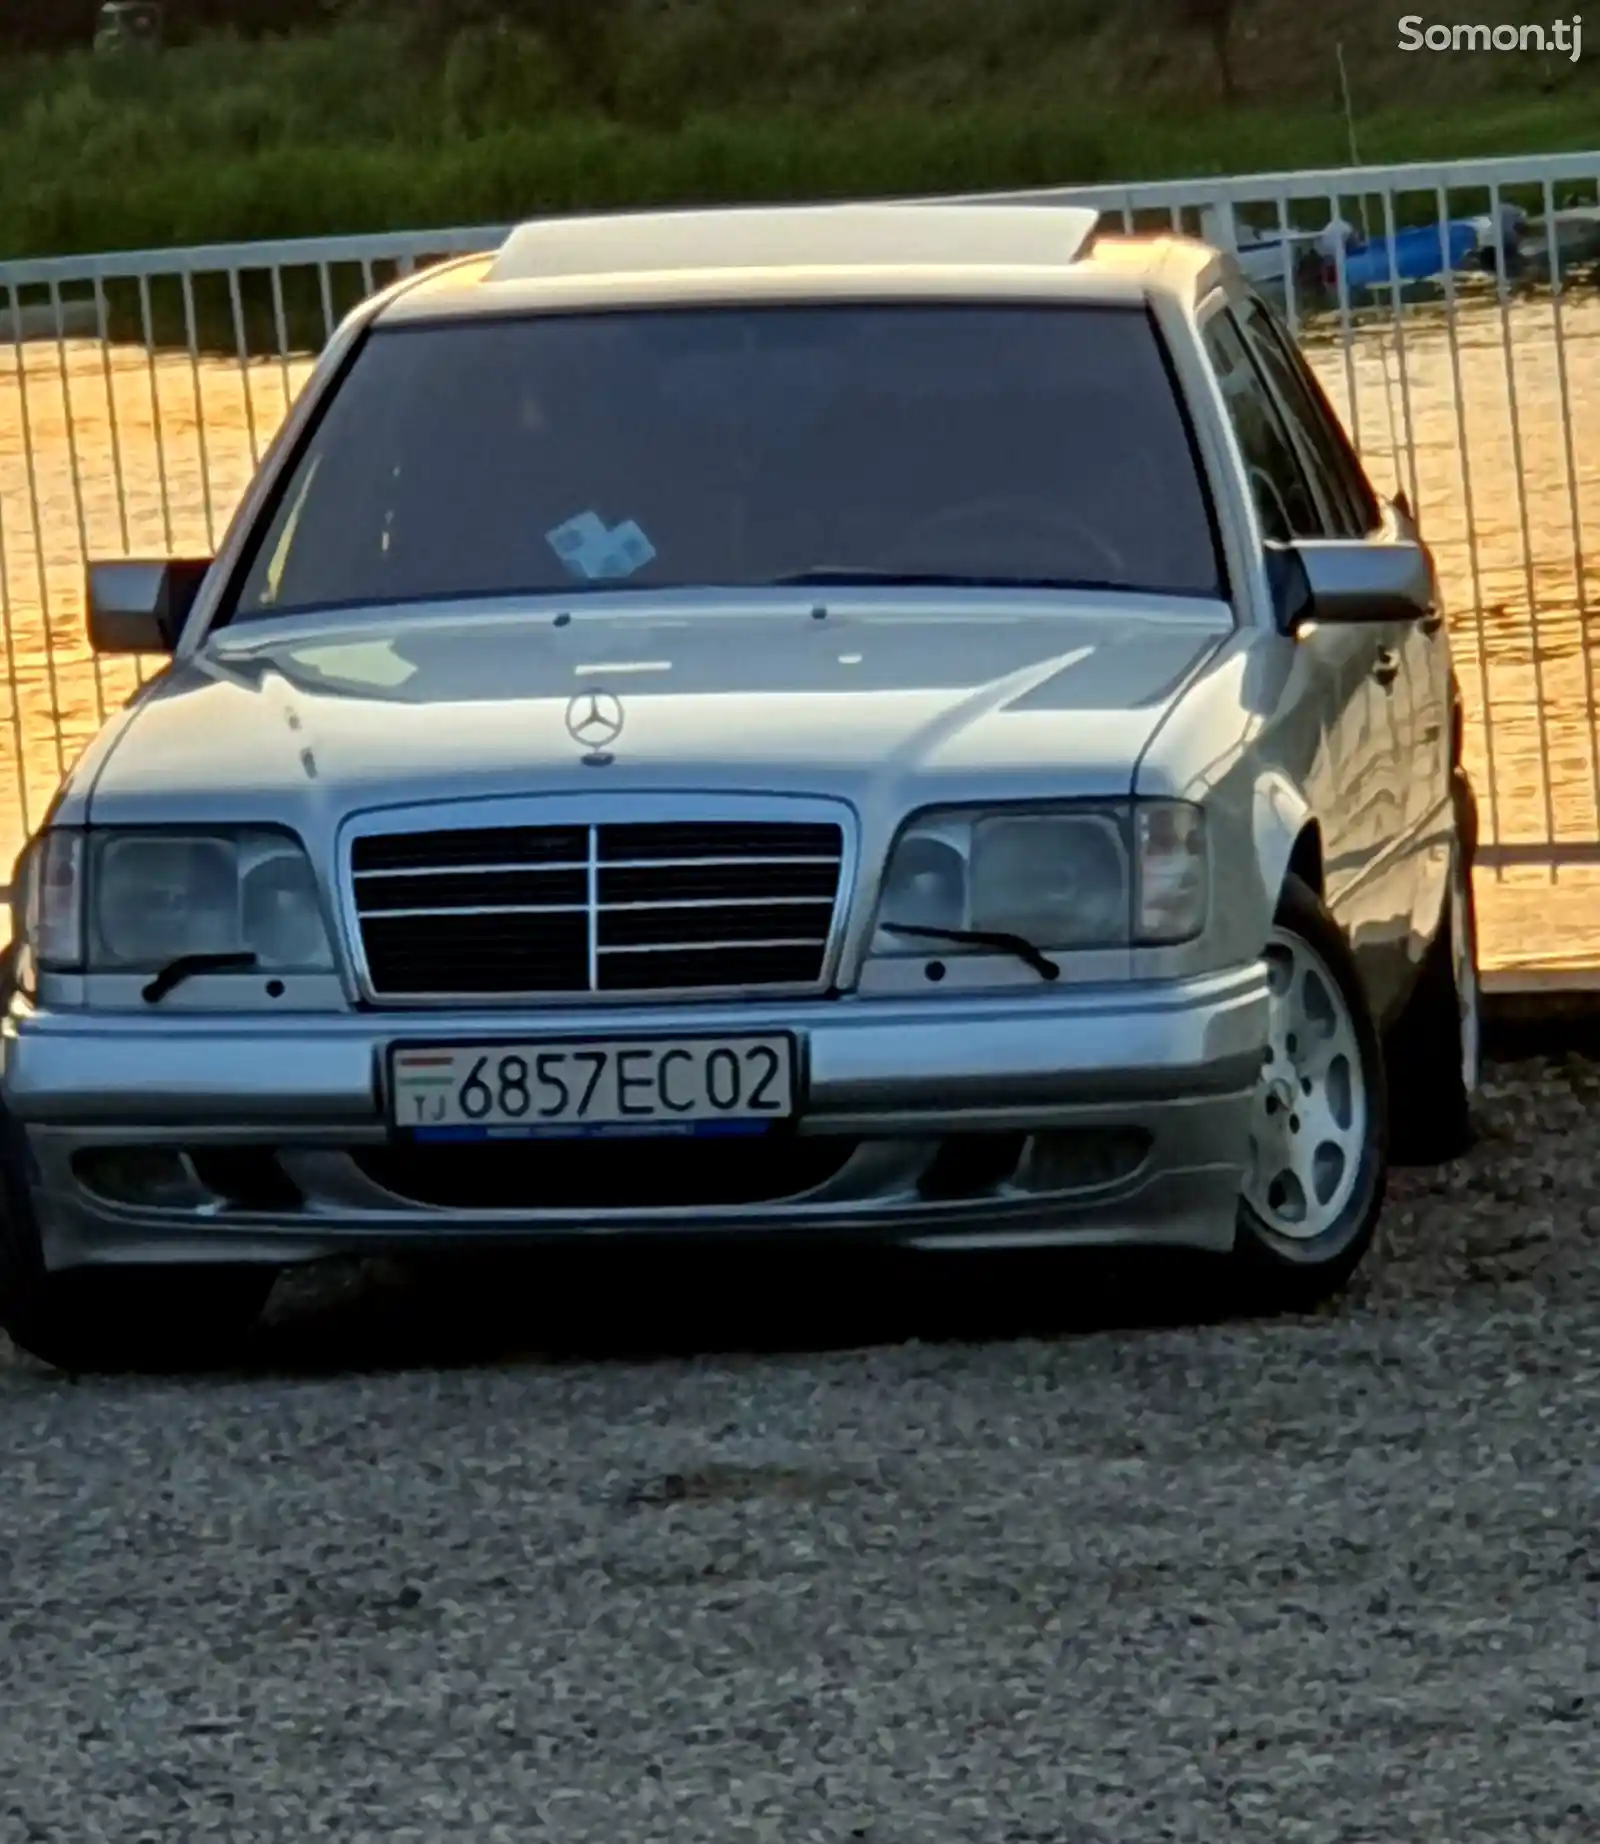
left=269, top=262, right=293, bottom=414
left=1377, top=187, right=1421, bottom=516
left=0, top=292, right=33, bottom=848
left=93, top=273, right=149, bottom=692
left=1436, top=182, right=1501, bottom=854
left=317, top=261, right=337, bottom=346
left=1329, top=192, right=1363, bottom=455
left=7, top=293, right=71, bottom=789
left=1541, top=173, right=1600, bottom=842
left=138, top=274, right=177, bottom=554
left=1488, top=177, right=1557, bottom=851
left=1359, top=192, right=1407, bottom=509
left=227, top=264, right=261, bottom=470
left=93, top=277, right=133, bottom=556
left=48, top=279, right=112, bottom=723
left=1271, top=193, right=1298, bottom=338
left=181, top=269, right=218, bottom=550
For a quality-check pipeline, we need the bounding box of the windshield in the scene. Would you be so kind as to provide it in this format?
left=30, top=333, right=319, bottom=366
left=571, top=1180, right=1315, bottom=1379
left=226, top=303, right=1224, bottom=621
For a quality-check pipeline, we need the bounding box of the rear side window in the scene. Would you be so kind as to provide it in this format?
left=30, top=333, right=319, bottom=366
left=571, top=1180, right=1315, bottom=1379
left=1239, top=296, right=1381, bottom=536
left=225, top=302, right=1227, bottom=621
left=1202, top=312, right=1323, bottom=543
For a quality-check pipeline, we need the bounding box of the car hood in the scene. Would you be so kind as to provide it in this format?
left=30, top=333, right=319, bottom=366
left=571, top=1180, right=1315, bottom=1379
left=83, top=594, right=1232, bottom=827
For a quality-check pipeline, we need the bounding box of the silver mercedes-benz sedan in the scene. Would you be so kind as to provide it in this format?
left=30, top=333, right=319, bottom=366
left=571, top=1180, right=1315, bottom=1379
left=0, top=201, right=1479, bottom=1370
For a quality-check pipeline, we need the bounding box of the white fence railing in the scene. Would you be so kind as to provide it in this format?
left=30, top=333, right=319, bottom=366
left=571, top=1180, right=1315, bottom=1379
left=2, top=151, right=1599, bottom=891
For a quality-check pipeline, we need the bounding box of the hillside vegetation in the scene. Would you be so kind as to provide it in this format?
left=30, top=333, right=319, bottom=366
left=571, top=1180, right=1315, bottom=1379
left=2, top=0, right=1597, bottom=259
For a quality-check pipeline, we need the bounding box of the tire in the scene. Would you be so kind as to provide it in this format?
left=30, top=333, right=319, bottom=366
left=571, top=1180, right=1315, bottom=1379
left=0, top=1266, right=276, bottom=1376
left=1385, top=769, right=1480, bottom=1166
left=1231, top=873, right=1389, bottom=1313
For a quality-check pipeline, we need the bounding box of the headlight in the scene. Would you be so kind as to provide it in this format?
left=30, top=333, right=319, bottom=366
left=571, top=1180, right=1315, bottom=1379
left=20, top=826, right=335, bottom=973
left=870, top=801, right=1207, bottom=955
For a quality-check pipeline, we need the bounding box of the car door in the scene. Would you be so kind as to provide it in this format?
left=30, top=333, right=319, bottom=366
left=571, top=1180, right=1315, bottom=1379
left=1237, top=291, right=1449, bottom=850
left=1198, top=304, right=1401, bottom=941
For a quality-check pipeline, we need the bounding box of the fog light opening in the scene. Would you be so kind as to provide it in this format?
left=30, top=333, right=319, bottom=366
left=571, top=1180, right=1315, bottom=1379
left=73, top=1147, right=208, bottom=1208
left=186, top=1148, right=304, bottom=1213
left=1015, top=1129, right=1152, bottom=1195
left=917, top=1133, right=1028, bottom=1202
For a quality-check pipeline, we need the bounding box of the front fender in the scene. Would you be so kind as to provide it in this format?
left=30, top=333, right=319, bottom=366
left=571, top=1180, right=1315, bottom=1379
left=1252, top=769, right=1315, bottom=921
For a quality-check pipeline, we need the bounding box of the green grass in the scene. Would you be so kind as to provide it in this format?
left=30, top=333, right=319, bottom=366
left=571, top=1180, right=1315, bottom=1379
left=1, top=4, right=1598, bottom=263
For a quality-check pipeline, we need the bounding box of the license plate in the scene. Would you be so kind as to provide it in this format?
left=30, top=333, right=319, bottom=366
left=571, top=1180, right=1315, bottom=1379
left=388, top=1035, right=797, bottom=1141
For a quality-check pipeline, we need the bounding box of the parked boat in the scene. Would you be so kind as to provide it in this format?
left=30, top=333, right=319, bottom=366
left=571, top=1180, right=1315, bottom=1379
left=1210, top=207, right=1482, bottom=303
left=1336, top=220, right=1480, bottom=291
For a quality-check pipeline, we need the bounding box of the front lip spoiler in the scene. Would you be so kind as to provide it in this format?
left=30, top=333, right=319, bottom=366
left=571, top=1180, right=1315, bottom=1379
left=2, top=965, right=1270, bottom=1271
left=18, top=1104, right=1255, bottom=1270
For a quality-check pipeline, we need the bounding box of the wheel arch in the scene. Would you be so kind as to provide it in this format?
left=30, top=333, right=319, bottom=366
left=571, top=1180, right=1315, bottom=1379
left=1286, top=821, right=1324, bottom=897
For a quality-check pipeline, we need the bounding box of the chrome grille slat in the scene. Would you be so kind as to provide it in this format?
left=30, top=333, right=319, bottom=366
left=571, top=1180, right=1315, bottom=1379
left=599, top=938, right=826, bottom=956
left=602, top=895, right=834, bottom=911
left=363, top=904, right=590, bottom=920
left=601, top=855, right=843, bottom=869
left=350, top=818, right=847, bottom=1000
left=353, top=861, right=589, bottom=879
left=363, top=896, right=833, bottom=920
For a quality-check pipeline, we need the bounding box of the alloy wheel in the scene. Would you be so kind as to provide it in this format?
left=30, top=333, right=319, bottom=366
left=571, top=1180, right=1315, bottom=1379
left=1244, top=925, right=1369, bottom=1240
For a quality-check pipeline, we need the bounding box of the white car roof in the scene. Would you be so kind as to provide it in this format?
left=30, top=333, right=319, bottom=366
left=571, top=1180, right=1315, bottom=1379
left=375, top=203, right=1229, bottom=324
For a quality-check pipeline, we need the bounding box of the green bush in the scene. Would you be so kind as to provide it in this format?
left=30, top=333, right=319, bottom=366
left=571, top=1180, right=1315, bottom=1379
left=0, top=7, right=1596, bottom=263
left=442, top=24, right=564, bottom=137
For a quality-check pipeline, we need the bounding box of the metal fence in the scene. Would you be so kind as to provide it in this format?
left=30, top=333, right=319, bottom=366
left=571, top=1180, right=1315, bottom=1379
left=3, top=150, right=1600, bottom=895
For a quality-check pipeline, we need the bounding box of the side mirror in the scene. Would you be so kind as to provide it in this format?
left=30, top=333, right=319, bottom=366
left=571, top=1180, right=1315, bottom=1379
left=86, top=558, right=212, bottom=655
left=1267, top=538, right=1434, bottom=635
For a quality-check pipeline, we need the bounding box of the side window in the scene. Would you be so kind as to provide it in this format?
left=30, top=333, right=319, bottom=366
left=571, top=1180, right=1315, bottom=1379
left=1202, top=311, right=1323, bottom=543
left=1239, top=296, right=1382, bottom=535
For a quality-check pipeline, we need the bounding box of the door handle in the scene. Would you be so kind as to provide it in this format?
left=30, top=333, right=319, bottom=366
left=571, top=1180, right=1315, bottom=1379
left=1372, top=647, right=1401, bottom=688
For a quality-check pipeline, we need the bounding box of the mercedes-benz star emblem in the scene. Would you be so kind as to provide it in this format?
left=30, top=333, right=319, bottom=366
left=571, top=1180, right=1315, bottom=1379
left=565, top=688, right=625, bottom=764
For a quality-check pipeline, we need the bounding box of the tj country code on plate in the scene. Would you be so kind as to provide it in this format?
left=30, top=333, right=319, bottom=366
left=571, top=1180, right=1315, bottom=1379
left=389, top=1035, right=797, bottom=1140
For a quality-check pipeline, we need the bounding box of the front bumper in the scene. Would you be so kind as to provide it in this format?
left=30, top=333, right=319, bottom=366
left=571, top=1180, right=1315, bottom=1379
left=0, top=966, right=1269, bottom=1271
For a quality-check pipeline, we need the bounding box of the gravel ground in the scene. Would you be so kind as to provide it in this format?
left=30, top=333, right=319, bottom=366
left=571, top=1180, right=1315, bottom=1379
left=4, top=1053, right=1600, bottom=1843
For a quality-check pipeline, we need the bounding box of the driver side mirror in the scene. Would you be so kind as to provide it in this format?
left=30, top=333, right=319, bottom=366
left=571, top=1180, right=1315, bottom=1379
left=1267, top=537, right=1435, bottom=635
left=86, top=557, right=212, bottom=655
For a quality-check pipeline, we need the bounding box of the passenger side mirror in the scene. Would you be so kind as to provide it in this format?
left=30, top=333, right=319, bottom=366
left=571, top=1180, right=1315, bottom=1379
left=1267, top=538, right=1434, bottom=634
left=86, top=558, right=212, bottom=655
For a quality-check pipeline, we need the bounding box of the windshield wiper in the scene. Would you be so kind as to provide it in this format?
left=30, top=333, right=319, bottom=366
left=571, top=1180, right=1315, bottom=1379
left=881, top=923, right=1060, bottom=982
left=142, top=952, right=258, bottom=1005
left=765, top=568, right=1119, bottom=593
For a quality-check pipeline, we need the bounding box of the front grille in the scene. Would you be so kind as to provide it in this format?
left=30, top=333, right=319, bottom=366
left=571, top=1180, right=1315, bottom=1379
left=350, top=819, right=846, bottom=999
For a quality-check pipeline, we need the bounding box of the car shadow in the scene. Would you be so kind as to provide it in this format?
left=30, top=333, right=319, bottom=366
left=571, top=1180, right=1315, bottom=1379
left=248, top=1243, right=1252, bottom=1379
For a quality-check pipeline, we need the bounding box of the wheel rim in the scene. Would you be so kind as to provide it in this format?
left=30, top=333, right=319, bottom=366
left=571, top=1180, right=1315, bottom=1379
left=1452, top=849, right=1482, bottom=1096
left=1244, top=925, right=1368, bottom=1241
